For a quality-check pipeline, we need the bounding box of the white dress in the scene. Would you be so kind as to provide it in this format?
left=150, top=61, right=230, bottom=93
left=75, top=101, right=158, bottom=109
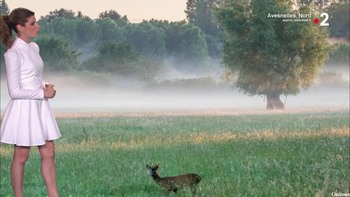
left=0, top=38, right=61, bottom=146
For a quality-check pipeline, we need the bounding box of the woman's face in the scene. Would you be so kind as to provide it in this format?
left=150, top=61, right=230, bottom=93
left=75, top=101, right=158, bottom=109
left=17, top=15, right=40, bottom=41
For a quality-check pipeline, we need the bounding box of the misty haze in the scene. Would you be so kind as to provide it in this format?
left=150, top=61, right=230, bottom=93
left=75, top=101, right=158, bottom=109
left=1, top=65, right=348, bottom=114
left=1, top=2, right=349, bottom=114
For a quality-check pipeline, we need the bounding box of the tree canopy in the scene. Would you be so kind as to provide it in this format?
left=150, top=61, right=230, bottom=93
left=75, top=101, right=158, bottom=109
left=185, top=0, right=221, bottom=37
left=216, top=0, right=330, bottom=109
left=35, top=37, right=80, bottom=71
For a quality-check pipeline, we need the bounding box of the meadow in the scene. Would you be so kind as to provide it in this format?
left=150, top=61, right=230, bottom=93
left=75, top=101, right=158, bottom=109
left=0, top=110, right=349, bottom=196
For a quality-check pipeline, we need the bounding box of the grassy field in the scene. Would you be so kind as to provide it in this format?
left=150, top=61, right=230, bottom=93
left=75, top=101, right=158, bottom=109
left=0, top=110, right=349, bottom=196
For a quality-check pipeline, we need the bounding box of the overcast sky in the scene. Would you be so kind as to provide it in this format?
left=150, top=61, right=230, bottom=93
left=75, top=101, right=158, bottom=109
left=6, top=0, right=188, bottom=22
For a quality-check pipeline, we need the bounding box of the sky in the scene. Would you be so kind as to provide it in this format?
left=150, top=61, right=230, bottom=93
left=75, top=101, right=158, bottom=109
left=6, top=0, right=188, bottom=22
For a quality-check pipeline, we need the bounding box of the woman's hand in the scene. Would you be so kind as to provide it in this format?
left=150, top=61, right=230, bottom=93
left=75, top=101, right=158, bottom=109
left=44, top=84, right=56, bottom=99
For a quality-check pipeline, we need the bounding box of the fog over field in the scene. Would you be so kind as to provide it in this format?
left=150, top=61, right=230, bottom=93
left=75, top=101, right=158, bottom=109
left=1, top=66, right=349, bottom=114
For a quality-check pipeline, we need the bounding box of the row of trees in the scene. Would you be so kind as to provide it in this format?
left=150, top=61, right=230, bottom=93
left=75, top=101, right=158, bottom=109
left=39, top=11, right=214, bottom=60
left=1, top=0, right=349, bottom=109
left=0, top=2, right=218, bottom=78
left=34, top=18, right=212, bottom=75
left=2, top=0, right=345, bottom=71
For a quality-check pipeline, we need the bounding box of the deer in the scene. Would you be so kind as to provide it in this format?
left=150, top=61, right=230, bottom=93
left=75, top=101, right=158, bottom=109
left=146, top=163, right=202, bottom=196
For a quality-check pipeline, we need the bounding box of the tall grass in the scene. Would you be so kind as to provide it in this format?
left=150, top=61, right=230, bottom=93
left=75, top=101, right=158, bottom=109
left=0, top=111, right=349, bottom=196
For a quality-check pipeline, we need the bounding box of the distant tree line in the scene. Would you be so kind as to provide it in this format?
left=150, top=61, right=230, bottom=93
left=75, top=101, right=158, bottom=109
left=1, top=0, right=348, bottom=74
left=1, top=1, right=349, bottom=66
left=0, top=0, right=349, bottom=110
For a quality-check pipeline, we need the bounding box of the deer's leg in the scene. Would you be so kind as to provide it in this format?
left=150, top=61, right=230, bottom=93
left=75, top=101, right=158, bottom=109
left=191, top=187, right=197, bottom=196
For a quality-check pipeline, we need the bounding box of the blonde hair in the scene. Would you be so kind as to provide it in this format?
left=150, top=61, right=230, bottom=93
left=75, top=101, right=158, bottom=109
left=0, top=8, right=35, bottom=48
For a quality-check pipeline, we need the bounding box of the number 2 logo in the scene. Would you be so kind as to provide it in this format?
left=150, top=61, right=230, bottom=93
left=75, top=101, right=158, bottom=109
left=320, top=13, right=329, bottom=26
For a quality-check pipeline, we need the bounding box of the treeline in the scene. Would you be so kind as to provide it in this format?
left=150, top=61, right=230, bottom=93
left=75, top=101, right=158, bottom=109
left=1, top=7, right=221, bottom=84
left=37, top=9, right=219, bottom=70
left=0, top=0, right=349, bottom=86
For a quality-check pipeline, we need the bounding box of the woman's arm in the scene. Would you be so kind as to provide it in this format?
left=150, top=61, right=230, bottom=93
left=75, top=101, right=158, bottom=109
left=5, top=50, right=45, bottom=99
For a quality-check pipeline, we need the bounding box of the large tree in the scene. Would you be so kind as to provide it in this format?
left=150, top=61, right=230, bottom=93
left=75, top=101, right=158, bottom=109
left=216, top=0, right=329, bottom=110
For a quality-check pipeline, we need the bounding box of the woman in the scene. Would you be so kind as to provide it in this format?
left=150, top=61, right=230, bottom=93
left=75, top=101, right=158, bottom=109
left=0, top=8, right=61, bottom=197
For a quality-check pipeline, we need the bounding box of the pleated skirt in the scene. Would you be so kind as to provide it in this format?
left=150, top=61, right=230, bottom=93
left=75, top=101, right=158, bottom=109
left=0, top=99, right=61, bottom=146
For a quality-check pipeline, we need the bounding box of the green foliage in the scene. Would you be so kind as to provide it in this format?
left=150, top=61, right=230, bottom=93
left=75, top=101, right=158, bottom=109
left=180, top=25, right=209, bottom=63
left=151, top=76, right=219, bottom=90
left=37, top=17, right=101, bottom=61
left=327, top=43, right=350, bottom=65
left=41, top=8, right=77, bottom=22
left=205, top=34, right=222, bottom=58
left=185, top=0, right=221, bottom=37
left=48, top=17, right=78, bottom=44
left=81, top=42, right=138, bottom=74
left=216, top=0, right=330, bottom=96
left=98, top=9, right=129, bottom=27
left=81, top=42, right=165, bottom=84
left=95, top=18, right=125, bottom=46
left=136, top=57, right=165, bottom=85
left=162, top=21, right=187, bottom=55
left=33, top=7, right=219, bottom=80
left=160, top=21, right=210, bottom=67
left=185, top=0, right=223, bottom=58
left=35, top=37, right=80, bottom=71
left=21, top=7, right=218, bottom=76
left=74, top=17, right=100, bottom=47
left=327, top=1, right=350, bottom=40
left=125, top=22, right=166, bottom=57
left=0, top=111, right=348, bottom=196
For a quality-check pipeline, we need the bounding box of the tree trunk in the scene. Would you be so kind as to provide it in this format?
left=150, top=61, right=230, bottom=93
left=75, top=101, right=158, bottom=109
left=266, top=93, right=285, bottom=110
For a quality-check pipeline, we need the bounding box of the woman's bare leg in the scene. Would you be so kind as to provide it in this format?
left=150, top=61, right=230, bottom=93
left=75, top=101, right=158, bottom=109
left=38, top=141, right=58, bottom=197
left=11, top=145, right=30, bottom=197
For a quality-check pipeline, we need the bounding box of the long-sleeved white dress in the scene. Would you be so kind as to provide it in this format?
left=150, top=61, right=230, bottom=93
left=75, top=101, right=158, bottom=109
left=0, top=38, right=61, bottom=146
